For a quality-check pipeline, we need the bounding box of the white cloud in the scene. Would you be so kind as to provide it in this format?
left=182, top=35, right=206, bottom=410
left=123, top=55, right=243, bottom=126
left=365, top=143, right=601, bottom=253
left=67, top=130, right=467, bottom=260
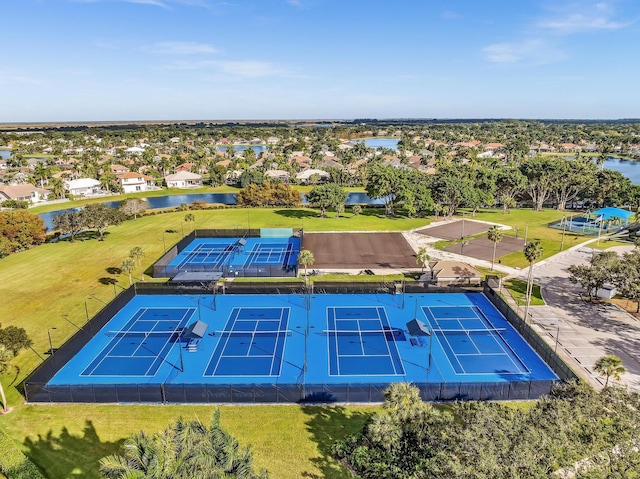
left=0, top=74, right=42, bottom=86
left=537, top=2, right=632, bottom=34
left=483, top=39, right=564, bottom=65
left=73, top=0, right=216, bottom=9
left=147, top=41, right=219, bottom=55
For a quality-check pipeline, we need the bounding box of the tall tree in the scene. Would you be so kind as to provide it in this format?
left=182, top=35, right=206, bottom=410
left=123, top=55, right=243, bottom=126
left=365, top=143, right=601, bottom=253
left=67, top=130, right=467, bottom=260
left=298, top=249, right=315, bottom=278
left=306, top=183, right=347, bottom=218
left=523, top=240, right=543, bottom=322
left=520, top=156, right=555, bottom=211
left=487, top=225, right=503, bottom=270
left=120, top=258, right=136, bottom=286
left=0, top=345, right=13, bottom=414
left=568, top=251, right=619, bottom=302
left=81, top=204, right=124, bottom=241
left=594, top=355, right=626, bottom=387
left=415, top=247, right=430, bottom=274
left=52, top=211, right=84, bottom=242
left=184, top=213, right=195, bottom=233
left=0, top=210, right=47, bottom=254
left=129, top=247, right=145, bottom=281
left=120, top=198, right=148, bottom=220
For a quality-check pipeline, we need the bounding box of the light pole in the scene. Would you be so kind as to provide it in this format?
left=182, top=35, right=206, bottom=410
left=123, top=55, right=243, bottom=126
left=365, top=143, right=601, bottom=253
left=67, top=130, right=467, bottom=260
left=524, top=222, right=529, bottom=244
left=47, top=328, right=57, bottom=355
left=162, top=229, right=178, bottom=255
left=560, top=216, right=567, bottom=251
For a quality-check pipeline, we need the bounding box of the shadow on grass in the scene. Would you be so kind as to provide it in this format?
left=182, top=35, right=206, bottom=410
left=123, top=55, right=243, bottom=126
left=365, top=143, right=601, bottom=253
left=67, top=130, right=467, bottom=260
left=300, top=405, right=371, bottom=479
left=273, top=209, right=319, bottom=219
left=24, top=420, right=123, bottom=479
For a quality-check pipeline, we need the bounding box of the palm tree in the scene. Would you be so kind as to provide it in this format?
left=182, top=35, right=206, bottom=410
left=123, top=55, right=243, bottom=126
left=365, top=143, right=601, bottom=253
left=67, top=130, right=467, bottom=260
left=0, top=345, right=14, bottom=414
left=298, top=249, right=315, bottom=279
left=184, top=213, right=195, bottom=233
left=129, top=247, right=145, bottom=281
left=415, top=246, right=430, bottom=274
left=487, top=225, right=504, bottom=270
left=100, top=412, right=267, bottom=479
left=366, top=412, right=401, bottom=453
left=594, top=355, right=626, bottom=387
left=523, top=240, right=543, bottom=323
left=120, top=258, right=136, bottom=286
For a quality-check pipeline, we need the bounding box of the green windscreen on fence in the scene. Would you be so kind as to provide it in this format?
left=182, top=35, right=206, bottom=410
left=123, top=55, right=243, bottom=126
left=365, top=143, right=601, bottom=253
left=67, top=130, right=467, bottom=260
left=260, top=228, right=294, bottom=238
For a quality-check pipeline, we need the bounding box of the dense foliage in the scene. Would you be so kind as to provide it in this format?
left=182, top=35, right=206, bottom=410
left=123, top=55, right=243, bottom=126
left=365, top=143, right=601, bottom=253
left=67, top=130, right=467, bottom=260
left=0, top=209, right=46, bottom=257
left=332, top=382, right=640, bottom=478
left=236, top=181, right=301, bottom=207
left=99, top=411, right=268, bottom=479
left=0, top=430, right=45, bottom=479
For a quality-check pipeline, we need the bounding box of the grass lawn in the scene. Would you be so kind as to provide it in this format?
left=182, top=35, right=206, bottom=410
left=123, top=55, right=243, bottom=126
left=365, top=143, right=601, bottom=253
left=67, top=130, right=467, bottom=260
left=0, top=403, right=376, bottom=479
left=589, top=239, right=633, bottom=251
left=0, top=206, right=428, bottom=478
left=503, top=278, right=545, bottom=306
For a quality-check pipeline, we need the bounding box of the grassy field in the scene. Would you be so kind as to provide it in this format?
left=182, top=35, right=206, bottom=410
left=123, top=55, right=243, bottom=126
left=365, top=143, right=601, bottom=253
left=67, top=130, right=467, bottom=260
left=503, top=278, right=545, bottom=306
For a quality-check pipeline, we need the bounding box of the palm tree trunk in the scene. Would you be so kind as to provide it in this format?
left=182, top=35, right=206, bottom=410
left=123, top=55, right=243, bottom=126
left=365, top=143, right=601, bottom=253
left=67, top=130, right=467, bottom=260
left=0, top=381, right=8, bottom=413
left=492, top=242, right=497, bottom=270
left=524, top=262, right=534, bottom=323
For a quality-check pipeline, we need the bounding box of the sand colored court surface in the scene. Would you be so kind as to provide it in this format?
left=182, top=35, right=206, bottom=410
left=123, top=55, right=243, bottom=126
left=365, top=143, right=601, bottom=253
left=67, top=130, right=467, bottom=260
left=302, top=232, right=418, bottom=269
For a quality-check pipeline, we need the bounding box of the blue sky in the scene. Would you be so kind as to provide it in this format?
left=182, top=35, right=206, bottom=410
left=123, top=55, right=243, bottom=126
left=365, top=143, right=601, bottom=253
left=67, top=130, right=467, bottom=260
left=2, top=0, right=638, bottom=121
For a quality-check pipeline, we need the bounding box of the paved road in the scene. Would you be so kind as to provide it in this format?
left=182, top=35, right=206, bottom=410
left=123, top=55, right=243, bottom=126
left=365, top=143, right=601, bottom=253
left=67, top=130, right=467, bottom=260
left=516, top=245, right=640, bottom=391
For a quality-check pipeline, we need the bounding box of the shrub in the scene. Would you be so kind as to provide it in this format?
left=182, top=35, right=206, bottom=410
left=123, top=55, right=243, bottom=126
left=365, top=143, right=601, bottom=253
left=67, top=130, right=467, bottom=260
left=0, top=431, right=45, bottom=479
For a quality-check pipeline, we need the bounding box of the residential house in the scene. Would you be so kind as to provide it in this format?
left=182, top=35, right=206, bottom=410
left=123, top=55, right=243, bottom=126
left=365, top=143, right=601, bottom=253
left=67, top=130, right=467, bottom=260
left=265, top=169, right=291, bottom=182
left=296, top=168, right=330, bottom=184
left=164, top=171, right=203, bottom=188
left=64, top=178, right=102, bottom=196
left=110, top=164, right=130, bottom=175
left=0, top=183, right=51, bottom=204
left=118, top=172, right=155, bottom=193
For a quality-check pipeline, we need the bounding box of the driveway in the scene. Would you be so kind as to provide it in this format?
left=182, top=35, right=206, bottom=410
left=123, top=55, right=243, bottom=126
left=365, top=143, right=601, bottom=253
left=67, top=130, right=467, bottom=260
left=517, top=245, right=640, bottom=391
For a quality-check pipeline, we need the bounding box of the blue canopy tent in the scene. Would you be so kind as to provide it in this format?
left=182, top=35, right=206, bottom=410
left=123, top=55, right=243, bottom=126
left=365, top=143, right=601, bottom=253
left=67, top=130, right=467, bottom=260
left=590, top=207, right=633, bottom=231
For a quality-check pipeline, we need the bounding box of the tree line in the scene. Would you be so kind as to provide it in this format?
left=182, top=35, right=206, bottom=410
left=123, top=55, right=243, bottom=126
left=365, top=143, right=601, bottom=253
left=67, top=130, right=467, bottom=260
left=332, top=381, right=640, bottom=478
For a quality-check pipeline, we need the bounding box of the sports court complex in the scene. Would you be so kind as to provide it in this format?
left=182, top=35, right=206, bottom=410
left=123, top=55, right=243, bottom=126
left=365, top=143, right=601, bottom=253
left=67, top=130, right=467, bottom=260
left=23, top=228, right=576, bottom=404
left=25, top=286, right=561, bottom=403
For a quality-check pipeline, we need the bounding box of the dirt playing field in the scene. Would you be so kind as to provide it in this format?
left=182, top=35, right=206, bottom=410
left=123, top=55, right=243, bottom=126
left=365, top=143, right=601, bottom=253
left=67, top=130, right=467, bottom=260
left=302, top=232, right=417, bottom=269
left=417, top=219, right=490, bottom=240
left=443, top=236, right=525, bottom=261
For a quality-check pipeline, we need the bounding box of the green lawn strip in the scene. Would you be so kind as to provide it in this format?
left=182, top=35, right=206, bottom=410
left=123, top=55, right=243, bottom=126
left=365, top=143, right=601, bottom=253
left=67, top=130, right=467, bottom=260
left=0, top=404, right=377, bottom=479
left=503, top=278, right=545, bottom=306
left=589, top=238, right=633, bottom=251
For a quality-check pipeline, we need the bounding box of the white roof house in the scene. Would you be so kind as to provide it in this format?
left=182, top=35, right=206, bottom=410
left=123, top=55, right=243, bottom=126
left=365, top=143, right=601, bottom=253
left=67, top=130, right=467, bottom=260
left=125, top=146, right=145, bottom=155
left=265, top=169, right=291, bottom=181
left=164, top=171, right=203, bottom=189
left=64, top=178, right=102, bottom=196
left=295, top=168, right=330, bottom=184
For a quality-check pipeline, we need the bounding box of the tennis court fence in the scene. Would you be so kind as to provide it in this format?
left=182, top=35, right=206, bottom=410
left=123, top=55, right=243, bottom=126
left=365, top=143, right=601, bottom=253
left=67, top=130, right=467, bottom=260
left=23, top=380, right=557, bottom=404
left=483, top=279, right=579, bottom=382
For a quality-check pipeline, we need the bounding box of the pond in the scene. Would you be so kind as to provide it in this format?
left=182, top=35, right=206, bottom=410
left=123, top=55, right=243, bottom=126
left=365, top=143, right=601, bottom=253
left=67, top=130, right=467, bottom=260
left=38, top=192, right=386, bottom=230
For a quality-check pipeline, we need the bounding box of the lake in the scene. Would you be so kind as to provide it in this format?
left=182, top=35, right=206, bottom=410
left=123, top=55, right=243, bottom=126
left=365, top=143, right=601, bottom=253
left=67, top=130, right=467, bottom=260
left=38, top=192, right=386, bottom=230
left=216, top=145, right=267, bottom=155
left=359, top=138, right=400, bottom=150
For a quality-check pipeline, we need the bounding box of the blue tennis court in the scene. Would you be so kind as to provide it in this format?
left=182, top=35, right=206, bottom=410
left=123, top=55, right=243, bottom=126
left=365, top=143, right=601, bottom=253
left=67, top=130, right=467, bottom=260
left=422, top=306, right=529, bottom=375
left=44, top=292, right=559, bottom=402
left=81, top=307, right=194, bottom=377
left=165, top=237, right=300, bottom=276
left=327, top=306, right=405, bottom=376
left=204, top=307, right=290, bottom=376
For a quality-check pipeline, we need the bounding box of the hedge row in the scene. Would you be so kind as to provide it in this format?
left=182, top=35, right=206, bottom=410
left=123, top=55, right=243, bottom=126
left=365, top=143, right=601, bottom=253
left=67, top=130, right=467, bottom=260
left=0, top=430, right=45, bottom=479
